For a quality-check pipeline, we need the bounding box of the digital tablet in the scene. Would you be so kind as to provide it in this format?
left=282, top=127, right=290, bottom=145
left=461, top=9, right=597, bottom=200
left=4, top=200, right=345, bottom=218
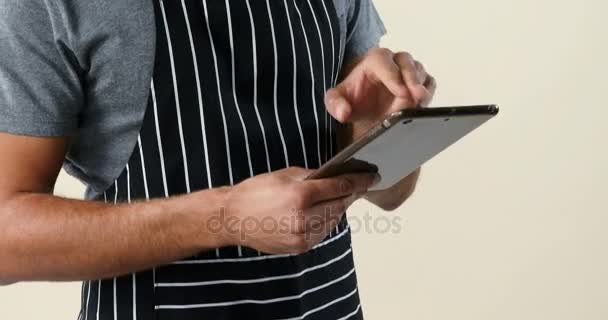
left=307, top=105, right=499, bottom=191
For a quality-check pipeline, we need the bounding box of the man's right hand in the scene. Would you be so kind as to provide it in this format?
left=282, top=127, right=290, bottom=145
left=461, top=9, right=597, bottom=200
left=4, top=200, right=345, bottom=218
left=218, top=168, right=379, bottom=254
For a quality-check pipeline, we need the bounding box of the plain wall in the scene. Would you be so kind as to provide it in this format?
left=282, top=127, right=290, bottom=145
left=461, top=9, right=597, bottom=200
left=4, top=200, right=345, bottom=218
left=1, top=0, right=607, bottom=318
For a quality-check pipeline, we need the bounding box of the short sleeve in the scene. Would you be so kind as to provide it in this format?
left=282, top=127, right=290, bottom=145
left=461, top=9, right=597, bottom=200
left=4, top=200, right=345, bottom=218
left=344, top=0, right=387, bottom=63
left=0, top=0, right=84, bottom=137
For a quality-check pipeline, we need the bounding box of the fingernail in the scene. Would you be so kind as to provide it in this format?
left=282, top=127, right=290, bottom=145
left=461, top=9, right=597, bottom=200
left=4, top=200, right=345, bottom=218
left=338, top=108, right=350, bottom=122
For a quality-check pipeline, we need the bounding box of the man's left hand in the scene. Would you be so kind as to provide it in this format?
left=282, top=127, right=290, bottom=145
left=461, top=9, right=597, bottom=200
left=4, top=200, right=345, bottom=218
left=325, top=48, right=436, bottom=124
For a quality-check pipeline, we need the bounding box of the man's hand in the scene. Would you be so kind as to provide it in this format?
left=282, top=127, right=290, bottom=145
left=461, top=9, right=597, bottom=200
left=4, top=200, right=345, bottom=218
left=325, top=48, right=436, bottom=124
left=325, top=48, right=437, bottom=211
left=0, top=132, right=378, bottom=283
left=223, top=168, right=379, bottom=254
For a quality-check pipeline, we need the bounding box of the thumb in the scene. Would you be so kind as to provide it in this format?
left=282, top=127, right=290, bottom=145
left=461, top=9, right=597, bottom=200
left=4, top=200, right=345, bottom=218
left=324, top=87, right=352, bottom=123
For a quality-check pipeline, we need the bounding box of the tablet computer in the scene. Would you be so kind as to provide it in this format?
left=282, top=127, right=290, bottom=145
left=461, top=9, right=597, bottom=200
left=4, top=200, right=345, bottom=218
left=307, top=105, right=499, bottom=191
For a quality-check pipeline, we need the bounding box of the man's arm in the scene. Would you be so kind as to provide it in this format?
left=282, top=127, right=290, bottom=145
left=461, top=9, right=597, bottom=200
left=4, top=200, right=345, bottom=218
left=0, top=133, right=377, bottom=284
left=0, top=133, right=229, bottom=283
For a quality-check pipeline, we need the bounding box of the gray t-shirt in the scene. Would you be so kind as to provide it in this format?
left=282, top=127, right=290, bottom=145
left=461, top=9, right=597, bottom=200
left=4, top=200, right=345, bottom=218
left=0, top=0, right=386, bottom=199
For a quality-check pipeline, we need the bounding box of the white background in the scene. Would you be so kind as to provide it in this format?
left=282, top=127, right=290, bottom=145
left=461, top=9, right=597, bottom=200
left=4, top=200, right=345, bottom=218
left=1, top=0, right=607, bottom=318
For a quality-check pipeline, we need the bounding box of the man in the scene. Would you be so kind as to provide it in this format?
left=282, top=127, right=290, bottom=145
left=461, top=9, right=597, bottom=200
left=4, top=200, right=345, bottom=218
left=0, top=0, right=435, bottom=319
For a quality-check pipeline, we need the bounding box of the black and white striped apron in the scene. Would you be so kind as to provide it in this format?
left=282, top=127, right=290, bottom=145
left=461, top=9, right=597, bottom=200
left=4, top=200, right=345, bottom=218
left=78, top=0, right=362, bottom=319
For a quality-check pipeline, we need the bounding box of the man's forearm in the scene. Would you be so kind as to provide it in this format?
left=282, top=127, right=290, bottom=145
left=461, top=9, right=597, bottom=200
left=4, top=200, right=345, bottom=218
left=0, top=189, right=228, bottom=283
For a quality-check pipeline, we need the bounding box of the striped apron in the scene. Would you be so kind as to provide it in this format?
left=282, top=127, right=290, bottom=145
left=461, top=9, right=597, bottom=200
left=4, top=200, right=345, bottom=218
left=78, top=0, right=362, bottom=319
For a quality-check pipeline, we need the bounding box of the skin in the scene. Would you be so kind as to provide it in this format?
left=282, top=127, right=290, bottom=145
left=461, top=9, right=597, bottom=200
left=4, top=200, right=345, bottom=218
left=0, top=48, right=435, bottom=285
